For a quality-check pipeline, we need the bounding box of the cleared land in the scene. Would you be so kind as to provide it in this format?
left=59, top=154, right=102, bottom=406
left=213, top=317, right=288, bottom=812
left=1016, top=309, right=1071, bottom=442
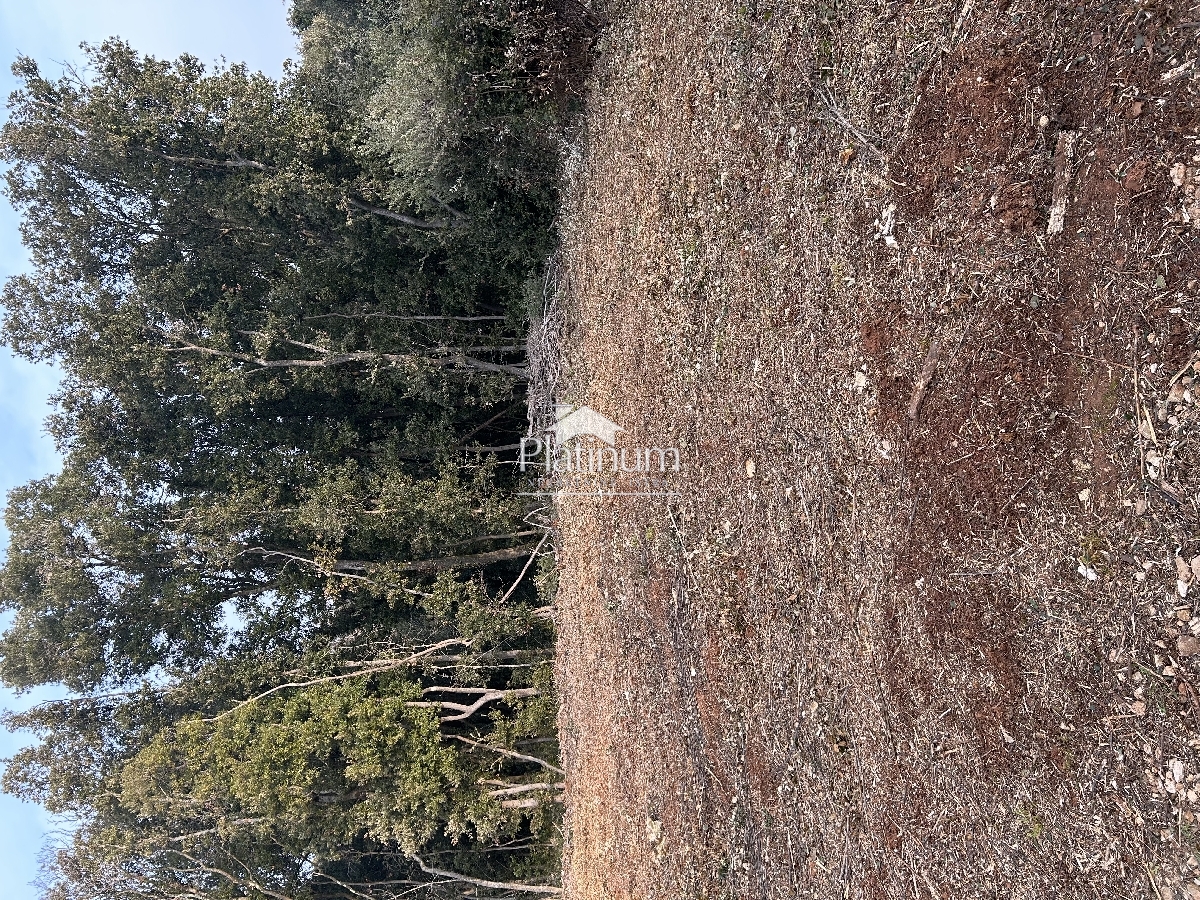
left=550, top=1, right=1200, bottom=897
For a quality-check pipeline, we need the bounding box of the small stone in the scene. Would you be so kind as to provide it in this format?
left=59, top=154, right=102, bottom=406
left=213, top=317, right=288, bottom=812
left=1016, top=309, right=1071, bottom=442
left=1180, top=609, right=1193, bottom=622
left=1178, top=635, right=1200, bottom=656
left=1131, top=700, right=1147, bottom=716
left=745, top=459, right=756, bottom=478
left=645, top=816, right=662, bottom=844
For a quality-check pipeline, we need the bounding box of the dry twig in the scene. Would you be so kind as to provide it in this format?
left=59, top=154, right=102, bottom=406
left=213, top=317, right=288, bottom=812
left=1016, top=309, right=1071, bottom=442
left=907, top=336, right=943, bottom=420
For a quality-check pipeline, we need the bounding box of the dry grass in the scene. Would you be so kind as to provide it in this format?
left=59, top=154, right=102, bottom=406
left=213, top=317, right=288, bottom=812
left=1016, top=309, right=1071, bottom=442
left=549, top=1, right=1200, bottom=897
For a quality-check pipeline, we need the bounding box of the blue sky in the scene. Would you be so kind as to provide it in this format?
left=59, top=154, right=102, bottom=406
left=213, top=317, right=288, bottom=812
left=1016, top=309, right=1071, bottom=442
left=0, top=2, right=295, bottom=896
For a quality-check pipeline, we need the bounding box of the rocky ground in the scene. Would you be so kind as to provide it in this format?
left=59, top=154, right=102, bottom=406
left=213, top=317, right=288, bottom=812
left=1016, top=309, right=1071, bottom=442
left=549, top=1, right=1200, bottom=897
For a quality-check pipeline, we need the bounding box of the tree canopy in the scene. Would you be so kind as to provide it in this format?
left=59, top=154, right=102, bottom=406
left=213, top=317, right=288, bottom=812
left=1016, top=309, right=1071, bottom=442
left=0, top=2, right=592, bottom=896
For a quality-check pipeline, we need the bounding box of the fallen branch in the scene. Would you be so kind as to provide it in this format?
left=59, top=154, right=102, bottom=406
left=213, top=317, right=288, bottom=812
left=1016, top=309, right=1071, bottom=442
left=812, top=83, right=885, bottom=159
left=907, top=335, right=943, bottom=421
left=1046, top=129, right=1078, bottom=236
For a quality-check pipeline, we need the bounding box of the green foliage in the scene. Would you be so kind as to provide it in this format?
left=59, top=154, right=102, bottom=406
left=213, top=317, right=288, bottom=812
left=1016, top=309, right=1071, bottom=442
left=0, top=0, right=591, bottom=895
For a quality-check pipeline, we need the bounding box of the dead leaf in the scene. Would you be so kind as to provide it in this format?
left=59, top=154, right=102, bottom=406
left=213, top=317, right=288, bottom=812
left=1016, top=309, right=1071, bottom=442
left=1177, top=635, right=1200, bottom=656
left=1128, top=99, right=1144, bottom=118
left=1191, top=556, right=1200, bottom=582
left=1131, top=700, right=1147, bottom=716
left=839, top=146, right=856, bottom=166
left=1178, top=555, right=1193, bottom=583
left=745, top=459, right=756, bottom=478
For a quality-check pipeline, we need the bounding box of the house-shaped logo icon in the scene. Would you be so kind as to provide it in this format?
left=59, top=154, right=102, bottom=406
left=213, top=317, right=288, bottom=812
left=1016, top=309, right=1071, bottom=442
left=549, top=405, right=623, bottom=446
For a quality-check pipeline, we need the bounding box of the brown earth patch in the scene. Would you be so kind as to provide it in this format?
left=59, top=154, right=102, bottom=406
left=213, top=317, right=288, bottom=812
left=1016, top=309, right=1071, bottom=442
left=552, top=0, right=1200, bottom=897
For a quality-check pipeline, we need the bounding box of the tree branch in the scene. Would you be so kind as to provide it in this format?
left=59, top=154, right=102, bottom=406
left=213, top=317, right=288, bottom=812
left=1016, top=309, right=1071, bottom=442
left=346, top=196, right=458, bottom=231
left=203, top=639, right=471, bottom=721
left=146, top=148, right=270, bottom=171
left=171, top=851, right=298, bottom=900
left=303, top=313, right=508, bottom=322
left=812, top=83, right=885, bottom=159
left=408, top=688, right=540, bottom=723
left=449, top=734, right=564, bottom=775
left=157, top=329, right=529, bottom=379
left=388, top=546, right=541, bottom=574
left=429, top=193, right=468, bottom=220
left=483, top=782, right=565, bottom=798
left=499, top=531, right=551, bottom=603
left=410, top=855, right=561, bottom=895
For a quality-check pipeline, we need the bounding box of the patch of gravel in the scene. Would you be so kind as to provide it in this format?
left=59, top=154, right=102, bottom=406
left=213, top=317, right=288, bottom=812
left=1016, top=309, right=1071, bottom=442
left=552, top=1, right=1200, bottom=898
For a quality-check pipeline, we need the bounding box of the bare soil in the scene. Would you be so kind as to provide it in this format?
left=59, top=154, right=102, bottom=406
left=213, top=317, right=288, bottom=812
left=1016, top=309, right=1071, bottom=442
left=550, top=0, right=1200, bottom=897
